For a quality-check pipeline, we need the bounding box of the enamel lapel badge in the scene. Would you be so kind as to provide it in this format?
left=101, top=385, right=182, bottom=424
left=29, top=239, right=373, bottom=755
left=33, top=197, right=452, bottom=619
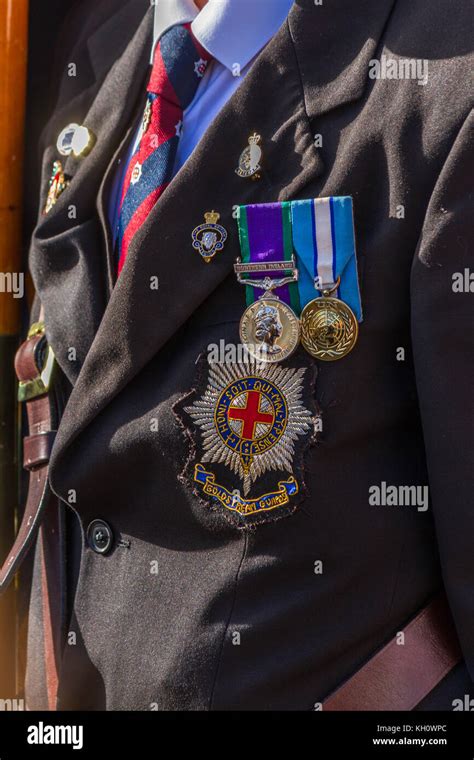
left=191, top=211, right=227, bottom=262
left=43, top=160, right=68, bottom=214
left=175, top=358, right=317, bottom=529
left=236, top=133, right=262, bottom=180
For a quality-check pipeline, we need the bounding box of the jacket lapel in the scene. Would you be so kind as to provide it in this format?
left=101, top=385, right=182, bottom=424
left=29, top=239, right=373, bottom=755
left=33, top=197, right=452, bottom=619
left=290, top=0, right=397, bottom=119
left=30, top=1, right=153, bottom=384
left=49, top=0, right=395, bottom=469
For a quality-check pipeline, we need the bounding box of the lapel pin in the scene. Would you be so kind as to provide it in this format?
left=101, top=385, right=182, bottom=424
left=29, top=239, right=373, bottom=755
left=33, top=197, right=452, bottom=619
left=236, top=133, right=262, bottom=180
left=57, top=123, right=79, bottom=156
left=57, top=123, right=95, bottom=159
left=140, top=96, right=153, bottom=138
left=131, top=161, right=143, bottom=185
left=70, top=125, right=96, bottom=158
left=43, top=160, right=69, bottom=214
left=191, top=211, right=228, bottom=263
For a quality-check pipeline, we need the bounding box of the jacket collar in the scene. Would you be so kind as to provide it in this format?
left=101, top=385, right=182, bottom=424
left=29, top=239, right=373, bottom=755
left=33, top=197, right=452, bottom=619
left=290, top=0, right=397, bottom=119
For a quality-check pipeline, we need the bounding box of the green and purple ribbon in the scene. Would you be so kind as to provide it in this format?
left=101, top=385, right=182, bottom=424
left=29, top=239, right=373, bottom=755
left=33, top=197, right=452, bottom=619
left=236, top=202, right=301, bottom=313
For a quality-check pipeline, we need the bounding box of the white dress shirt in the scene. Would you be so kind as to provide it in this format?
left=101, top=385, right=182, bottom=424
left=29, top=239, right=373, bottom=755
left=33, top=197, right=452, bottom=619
left=108, top=0, right=293, bottom=240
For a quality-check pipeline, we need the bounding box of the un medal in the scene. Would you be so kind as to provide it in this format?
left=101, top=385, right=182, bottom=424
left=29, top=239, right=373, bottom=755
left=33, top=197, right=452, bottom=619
left=240, top=298, right=300, bottom=363
left=300, top=297, right=358, bottom=361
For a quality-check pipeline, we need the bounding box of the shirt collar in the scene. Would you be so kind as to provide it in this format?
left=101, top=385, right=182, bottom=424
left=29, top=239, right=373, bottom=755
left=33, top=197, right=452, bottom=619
left=152, top=0, right=294, bottom=70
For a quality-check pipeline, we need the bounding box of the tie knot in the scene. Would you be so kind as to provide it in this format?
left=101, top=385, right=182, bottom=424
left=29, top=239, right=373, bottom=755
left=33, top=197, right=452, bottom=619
left=147, top=23, right=213, bottom=108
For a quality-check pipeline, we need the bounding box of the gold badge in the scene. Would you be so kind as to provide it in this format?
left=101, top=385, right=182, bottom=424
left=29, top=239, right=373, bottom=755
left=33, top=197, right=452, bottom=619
left=191, top=211, right=228, bottom=263
left=57, top=124, right=95, bottom=159
left=43, top=161, right=68, bottom=214
left=235, top=133, right=262, bottom=179
left=300, top=280, right=358, bottom=361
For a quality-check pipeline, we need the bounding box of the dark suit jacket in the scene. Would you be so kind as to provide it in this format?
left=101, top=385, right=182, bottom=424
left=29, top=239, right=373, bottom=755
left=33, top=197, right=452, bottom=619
left=25, top=0, right=474, bottom=710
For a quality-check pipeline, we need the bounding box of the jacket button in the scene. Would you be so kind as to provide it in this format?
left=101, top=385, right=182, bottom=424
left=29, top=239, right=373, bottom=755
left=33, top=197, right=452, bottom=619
left=87, top=519, right=113, bottom=555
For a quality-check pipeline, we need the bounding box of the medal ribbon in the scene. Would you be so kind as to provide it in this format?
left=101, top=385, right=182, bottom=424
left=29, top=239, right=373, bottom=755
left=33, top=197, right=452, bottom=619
left=291, top=197, right=363, bottom=321
left=237, top=202, right=301, bottom=313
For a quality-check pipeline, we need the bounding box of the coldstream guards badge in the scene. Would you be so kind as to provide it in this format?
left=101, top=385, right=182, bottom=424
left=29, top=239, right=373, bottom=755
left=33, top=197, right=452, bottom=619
left=175, top=358, right=318, bottom=529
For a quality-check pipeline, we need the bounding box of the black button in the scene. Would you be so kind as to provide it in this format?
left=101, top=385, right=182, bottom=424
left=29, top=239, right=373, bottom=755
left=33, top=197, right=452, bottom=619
left=87, top=519, right=114, bottom=555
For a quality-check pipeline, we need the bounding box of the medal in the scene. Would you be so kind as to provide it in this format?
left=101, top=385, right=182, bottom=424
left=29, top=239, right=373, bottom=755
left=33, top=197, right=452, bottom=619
left=191, top=211, right=228, bottom=263
left=291, top=196, right=362, bottom=361
left=235, top=265, right=301, bottom=363
left=300, top=278, right=358, bottom=361
left=235, top=203, right=301, bottom=363
left=236, top=133, right=262, bottom=179
left=43, top=160, right=68, bottom=214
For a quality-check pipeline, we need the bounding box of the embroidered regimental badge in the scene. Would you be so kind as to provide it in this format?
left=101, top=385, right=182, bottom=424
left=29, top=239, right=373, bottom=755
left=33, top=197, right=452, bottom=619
left=175, top=358, right=318, bottom=529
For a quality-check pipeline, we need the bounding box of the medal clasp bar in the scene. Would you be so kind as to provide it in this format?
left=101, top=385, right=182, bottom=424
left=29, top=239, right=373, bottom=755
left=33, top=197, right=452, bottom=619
left=234, top=256, right=298, bottom=296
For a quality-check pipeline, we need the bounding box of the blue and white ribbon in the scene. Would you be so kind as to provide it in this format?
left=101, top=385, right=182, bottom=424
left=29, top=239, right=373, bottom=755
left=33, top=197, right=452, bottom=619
left=291, top=196, right=363, bottom=321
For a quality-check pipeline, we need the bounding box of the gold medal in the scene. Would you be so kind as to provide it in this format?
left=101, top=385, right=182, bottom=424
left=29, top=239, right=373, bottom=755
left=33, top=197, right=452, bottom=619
left=234, top=257, right=300, bottom=364
left=300, top=281, right=358, bottom=361
left=240, top=296, right=300, bottom=363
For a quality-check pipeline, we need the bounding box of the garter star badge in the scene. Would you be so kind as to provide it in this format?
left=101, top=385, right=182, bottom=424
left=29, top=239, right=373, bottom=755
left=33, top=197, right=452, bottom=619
left=175, top=358, right=318, bottom=529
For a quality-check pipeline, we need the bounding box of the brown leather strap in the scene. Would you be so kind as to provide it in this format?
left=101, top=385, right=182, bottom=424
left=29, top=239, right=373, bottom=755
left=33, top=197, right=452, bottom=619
left=23, top=431, right=57, bottom=470
left=323, top=594, right=462, bottom=711
left=0, top=329, right=56, bottom=594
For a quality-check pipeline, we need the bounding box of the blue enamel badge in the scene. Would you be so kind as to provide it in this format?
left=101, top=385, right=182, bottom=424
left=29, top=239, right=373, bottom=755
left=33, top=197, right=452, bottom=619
left=191, top=211, right=227, bottom=263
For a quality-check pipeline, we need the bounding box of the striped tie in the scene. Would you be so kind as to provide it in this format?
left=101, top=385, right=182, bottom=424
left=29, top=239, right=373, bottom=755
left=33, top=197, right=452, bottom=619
left=117, top=24, right=212, bottom=274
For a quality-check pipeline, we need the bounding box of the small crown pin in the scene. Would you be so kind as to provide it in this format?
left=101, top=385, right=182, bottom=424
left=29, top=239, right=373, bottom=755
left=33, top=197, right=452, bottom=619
left=204, top=210, right=220, bottom=224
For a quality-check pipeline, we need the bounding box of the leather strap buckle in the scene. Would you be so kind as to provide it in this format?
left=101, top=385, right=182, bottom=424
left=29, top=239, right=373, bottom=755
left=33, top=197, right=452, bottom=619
left=17, top=322, right=56, bottom=402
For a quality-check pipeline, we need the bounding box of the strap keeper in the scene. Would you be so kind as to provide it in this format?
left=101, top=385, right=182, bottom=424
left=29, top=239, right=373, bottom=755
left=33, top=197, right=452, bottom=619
left=16, top=322, right=56, bottom=402
left=23, top=431, right=57, bottom=471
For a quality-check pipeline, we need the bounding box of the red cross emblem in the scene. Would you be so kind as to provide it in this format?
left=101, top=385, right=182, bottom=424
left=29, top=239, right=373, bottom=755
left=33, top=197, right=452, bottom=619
left=228, top=391, right=274, bottom=440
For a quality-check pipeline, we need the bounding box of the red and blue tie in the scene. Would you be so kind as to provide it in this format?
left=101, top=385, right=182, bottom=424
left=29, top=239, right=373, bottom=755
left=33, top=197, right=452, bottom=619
left=117, top=24, right=212, bottom=274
